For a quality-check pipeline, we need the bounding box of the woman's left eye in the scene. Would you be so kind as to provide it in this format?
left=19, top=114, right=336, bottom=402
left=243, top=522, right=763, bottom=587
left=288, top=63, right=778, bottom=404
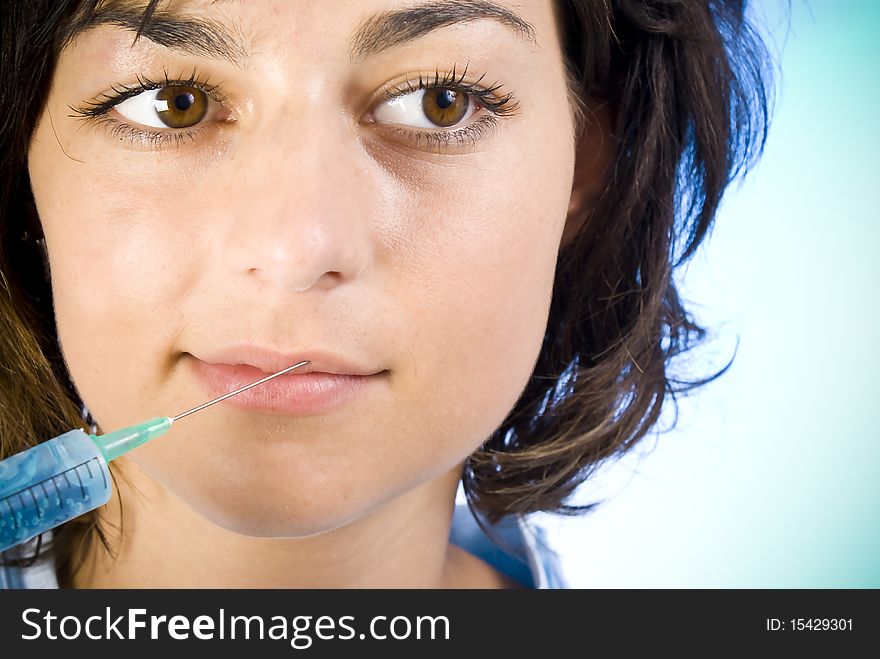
left=372, top=87, right=479, bottom=129
left=113, top=85, right=214, bottom=129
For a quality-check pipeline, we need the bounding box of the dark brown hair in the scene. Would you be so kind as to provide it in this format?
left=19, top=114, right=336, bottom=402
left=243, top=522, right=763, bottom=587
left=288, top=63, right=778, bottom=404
left=0, top=0, right=771, bottom=584
left=466, top=0, right=771, bottom=520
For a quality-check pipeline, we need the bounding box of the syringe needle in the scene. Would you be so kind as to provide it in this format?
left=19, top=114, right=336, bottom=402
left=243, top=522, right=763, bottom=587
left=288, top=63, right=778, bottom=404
left=171, top=360, right=311, bottom=422
left=88, top=361, right=312, bottom=464
left=0, top=361, right=316, bottom=552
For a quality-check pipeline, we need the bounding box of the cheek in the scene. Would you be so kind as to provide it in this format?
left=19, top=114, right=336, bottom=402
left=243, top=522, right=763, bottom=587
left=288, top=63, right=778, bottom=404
left=387, top=137, right=575, bottom=449
left=28, top=129, right=206, bottom=428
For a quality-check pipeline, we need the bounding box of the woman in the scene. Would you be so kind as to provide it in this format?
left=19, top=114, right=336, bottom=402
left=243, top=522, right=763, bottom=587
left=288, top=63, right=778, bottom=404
left=0, top=0, right=770, bottom=588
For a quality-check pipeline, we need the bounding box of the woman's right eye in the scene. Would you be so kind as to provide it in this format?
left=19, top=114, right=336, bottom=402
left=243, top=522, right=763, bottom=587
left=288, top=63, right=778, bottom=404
left=114, top=85, right=213, bottom=129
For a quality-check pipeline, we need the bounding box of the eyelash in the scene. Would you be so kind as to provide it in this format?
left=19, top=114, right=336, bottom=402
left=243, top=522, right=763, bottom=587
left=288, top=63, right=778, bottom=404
left=375, top=63, right=519, bottom=152
left=68, top=64, right=519, bottom=153
left=68, top=68, right=229, bottom=150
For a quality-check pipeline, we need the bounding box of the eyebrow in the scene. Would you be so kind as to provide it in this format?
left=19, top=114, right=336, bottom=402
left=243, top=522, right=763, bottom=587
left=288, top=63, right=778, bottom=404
left=69, top=0, right=536, bottom=68
left=349, top=0, right=538, bottom=62
left=69, top=0, right=250, bottom=68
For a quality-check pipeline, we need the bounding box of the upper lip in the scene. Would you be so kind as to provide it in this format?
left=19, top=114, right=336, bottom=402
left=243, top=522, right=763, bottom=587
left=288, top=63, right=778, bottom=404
left=190, top=345, right=384, bottom=376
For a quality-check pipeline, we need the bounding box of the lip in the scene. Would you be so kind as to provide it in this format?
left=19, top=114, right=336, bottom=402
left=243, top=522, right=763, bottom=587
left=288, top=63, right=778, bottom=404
left=193, top=345, right=383, bottom=376
left=185, top=346, right=387, bottom=416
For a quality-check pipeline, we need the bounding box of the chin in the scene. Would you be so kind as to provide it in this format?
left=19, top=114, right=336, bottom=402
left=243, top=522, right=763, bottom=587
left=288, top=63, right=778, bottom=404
left=185, top=489, right=370, bottom=539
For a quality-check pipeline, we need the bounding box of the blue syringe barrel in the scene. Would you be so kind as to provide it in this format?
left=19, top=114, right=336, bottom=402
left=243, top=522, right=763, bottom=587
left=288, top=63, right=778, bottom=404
left=0, top=429, right=111, bottom=554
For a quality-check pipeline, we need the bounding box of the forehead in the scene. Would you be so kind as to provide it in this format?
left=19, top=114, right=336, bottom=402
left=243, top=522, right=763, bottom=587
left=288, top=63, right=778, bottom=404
left=77, top=0, right=548, bottom=66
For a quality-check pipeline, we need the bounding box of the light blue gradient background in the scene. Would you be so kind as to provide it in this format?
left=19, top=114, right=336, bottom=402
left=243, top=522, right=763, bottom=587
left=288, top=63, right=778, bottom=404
left=542, top=1, right=880, bottom=587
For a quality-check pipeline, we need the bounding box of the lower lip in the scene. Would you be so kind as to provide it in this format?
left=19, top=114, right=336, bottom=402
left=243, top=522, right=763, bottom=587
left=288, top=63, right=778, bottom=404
left=187, top=357, right=383, bottom=416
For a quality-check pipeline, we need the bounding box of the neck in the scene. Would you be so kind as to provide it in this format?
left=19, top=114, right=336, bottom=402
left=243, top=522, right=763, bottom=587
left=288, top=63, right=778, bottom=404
left=68, top=457, right=512, bottom=588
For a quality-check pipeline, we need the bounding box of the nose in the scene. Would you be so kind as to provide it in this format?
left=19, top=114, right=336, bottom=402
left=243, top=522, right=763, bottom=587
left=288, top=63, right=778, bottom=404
left=220, top=116, right=372, bottom=294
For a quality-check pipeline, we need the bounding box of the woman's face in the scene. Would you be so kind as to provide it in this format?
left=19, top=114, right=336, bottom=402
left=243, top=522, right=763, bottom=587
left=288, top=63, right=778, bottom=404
left=28, top=0, right=579, bottom=537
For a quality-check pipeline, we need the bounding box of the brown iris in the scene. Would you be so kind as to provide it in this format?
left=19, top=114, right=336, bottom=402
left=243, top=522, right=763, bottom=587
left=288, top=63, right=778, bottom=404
left=421, top=87, right=468, bottom=127
left=154, top=86, right=208, bottom=128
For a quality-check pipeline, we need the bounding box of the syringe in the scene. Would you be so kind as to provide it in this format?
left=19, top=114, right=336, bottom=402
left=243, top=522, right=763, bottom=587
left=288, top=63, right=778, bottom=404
left=0, top=360, right=310, bottom=554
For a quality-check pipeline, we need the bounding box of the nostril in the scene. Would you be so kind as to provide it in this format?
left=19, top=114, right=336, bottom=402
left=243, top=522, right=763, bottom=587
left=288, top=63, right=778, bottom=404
left=280, top=271, right=343, bottom=292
